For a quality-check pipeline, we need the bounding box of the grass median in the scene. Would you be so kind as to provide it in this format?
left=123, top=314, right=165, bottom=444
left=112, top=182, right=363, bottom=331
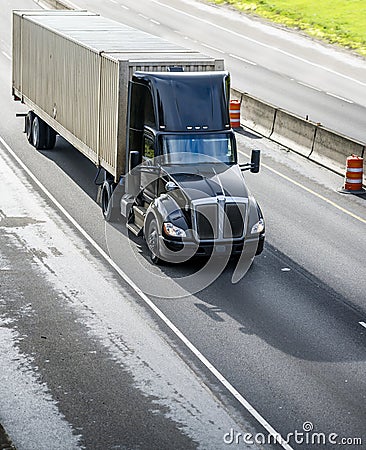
left=211, top=0, right=366, bottom=57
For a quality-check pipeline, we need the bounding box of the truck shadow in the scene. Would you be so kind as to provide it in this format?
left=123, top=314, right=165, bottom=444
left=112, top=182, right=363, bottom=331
left=199, top=244, right=365, bottom=363
left=234, top=126, right=263, bottom=140
left=144, top=242, right=366, bottom=364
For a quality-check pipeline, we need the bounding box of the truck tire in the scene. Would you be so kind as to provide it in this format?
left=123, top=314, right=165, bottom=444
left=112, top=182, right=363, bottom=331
left=146, top=217, right=163, bottom=265
left=31, top=115, right=47, bottom=149
left=101, top=182, right=120, bottom=222
left=25, top=111, right=34, bottom=143
left=45, top=126, right=57, bottom=150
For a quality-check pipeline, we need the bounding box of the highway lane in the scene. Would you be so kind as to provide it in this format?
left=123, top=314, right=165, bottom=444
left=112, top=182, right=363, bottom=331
left=70, top=0, right=366, bottom=142
left=1, top=0, right=366, bottom=448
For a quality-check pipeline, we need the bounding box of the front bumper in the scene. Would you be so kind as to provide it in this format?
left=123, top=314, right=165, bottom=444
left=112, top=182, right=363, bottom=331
left=160, top=233, right=265, bottom=260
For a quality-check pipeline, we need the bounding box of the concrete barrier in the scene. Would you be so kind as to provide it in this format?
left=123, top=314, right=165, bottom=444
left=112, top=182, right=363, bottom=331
left=240, top=93, right=277, bottom=138
left=270, top=109, right=317, bottom=158
left=231, top=87, right=365, bottom=181
left=230, top=88, right=242, bottom=103
left=37, top=0, right=74, bottom=9
left=310, top=126, right=365, bottom=179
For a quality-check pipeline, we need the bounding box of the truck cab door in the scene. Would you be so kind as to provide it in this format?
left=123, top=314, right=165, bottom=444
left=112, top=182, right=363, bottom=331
left=140, top=134, right=159, bottom=201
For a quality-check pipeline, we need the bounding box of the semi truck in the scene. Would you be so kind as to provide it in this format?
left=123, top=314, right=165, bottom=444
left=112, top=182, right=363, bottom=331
left=12, top=10, right=265, bottom=265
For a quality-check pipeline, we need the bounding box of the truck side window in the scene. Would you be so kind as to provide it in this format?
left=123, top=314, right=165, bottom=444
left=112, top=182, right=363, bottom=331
left=143, top=138, right=155, bottom=159
left=141, top=136, right=157, bottom=199
left=144, top=90, right=155, bottom=129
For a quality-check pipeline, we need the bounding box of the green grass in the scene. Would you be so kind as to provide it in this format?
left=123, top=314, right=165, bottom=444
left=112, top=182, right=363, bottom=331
left=211, top=0, right=366, bottom=57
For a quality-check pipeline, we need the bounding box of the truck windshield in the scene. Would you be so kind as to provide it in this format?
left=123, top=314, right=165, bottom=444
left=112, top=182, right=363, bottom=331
left=160, top=133, right=236, bottom=165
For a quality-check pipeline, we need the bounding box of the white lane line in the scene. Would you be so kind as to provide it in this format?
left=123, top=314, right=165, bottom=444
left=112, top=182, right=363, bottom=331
left=1, top=51, right=11, bottom=61
left=296, top=81, right=321, bottom=92
left=326, top=92, right=354, bottom=104
left=109, top=0, right=118, bottom=3
left=359, top=322, right=366, bottom=329
left=229, top=54, right=257, bottom=66
left=150, top=19, right=160, bottom=25
left=121, top=5, right=129, bottom=9
left=138, top=13, right=149, bottom=20
left=238, top=149, right=366, bottom=225
left=201, top=43, right=225, bottom=54
left=151, top=0, right=366, bottom=88
left=0, top=134, right=294, bottom=450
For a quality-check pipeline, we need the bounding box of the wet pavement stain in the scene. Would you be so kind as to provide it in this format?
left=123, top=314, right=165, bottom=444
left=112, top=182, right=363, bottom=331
left=0, top=213, right=45, bottom=229
left=0, top=218, right=45, bottom=228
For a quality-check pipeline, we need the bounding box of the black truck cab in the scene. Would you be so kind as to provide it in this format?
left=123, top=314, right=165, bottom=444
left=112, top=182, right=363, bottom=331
left=117, top=71, right=265, bottom=264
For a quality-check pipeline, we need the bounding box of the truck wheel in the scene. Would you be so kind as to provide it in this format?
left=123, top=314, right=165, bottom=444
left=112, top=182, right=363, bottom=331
left=31, top=116, right=47, bottom=149
left=25, top=111, right=34, bottom=143
left=101, top=182, right=119, bottom=222
left=45, top=126, right=57, bottom=150
left=146, top=218, right=162, bottom=265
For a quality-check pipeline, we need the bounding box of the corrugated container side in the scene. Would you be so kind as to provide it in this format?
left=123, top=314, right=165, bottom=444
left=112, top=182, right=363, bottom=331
left=99, top=56, right=120, bottom=177
left=21, top=17, right=100, bottom=163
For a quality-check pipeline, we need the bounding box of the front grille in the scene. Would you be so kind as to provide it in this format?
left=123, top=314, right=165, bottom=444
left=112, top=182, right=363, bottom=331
left=194, top=200, right=246, bottom=241
left=224, top=203, right=245, bottom=238
left=196, top=204, right=218, bottom=239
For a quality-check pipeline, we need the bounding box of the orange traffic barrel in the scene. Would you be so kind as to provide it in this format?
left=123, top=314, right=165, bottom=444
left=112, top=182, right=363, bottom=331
left=229, top=100, right=241, bottom=128
left=343, top=155, right=364, bottom=192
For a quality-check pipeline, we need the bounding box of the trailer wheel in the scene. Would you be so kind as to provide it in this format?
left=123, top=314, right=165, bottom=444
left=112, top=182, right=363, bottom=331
left=146, top=218, right=162, bottom=265
left=45, top=126, right=57, bottom=150
left=25, top=111, right=34, bottom=143
left=31, top=116, right=47, bottom=149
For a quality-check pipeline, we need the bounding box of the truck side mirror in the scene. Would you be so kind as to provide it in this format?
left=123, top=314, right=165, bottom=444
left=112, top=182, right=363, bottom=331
left=129, top=150, right=140, bottom=172
left=239, top=149, right=261, bottom=172
left=250, top=149, right=260, bottom=173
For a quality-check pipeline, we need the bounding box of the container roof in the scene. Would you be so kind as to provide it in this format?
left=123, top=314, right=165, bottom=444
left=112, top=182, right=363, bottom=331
left=19, top=11, right=211, bottom=59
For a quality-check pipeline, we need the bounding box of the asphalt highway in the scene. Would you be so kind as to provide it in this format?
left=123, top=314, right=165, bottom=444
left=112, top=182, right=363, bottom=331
left=1, top=1, right=366, bottom=449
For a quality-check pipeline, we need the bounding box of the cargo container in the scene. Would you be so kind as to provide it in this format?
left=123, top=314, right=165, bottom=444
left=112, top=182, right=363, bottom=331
left=13, top=10, right=264, bottom=265
left=12, top=10, right=223, bottom=176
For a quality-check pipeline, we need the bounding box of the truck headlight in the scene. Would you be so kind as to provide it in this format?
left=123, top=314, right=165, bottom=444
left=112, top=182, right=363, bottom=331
left=251, top=218, right=265, bottom=234
left=163, top=222, right=186, bottom=238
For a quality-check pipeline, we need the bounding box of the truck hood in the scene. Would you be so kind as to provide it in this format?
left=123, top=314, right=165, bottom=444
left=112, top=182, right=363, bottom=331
left=164, top=163, right=249, bottom=202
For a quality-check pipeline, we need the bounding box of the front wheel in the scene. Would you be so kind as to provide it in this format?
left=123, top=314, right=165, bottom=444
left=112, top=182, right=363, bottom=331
left=146, top=218, right=162, bottom=265
left=101, top=182, right=120, bottom=222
